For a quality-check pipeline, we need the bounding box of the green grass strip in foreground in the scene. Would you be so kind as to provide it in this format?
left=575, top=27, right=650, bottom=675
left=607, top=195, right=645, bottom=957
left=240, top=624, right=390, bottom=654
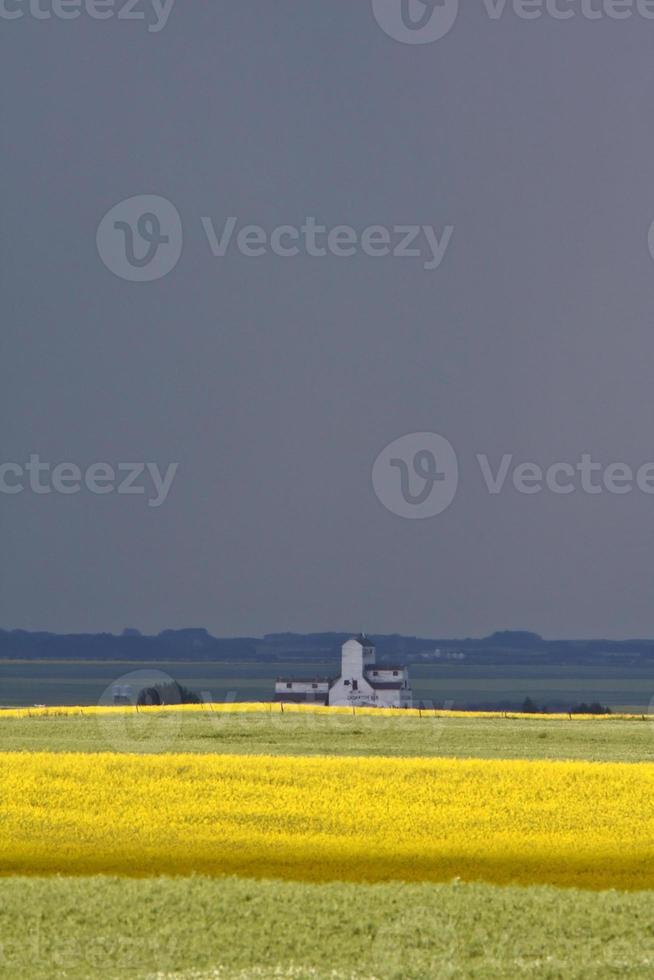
left=1, top=875, right=653, bottom=979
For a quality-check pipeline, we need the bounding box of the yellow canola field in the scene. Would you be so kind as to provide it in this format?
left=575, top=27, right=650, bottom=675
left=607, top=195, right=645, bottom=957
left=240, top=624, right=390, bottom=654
left=0, top=702, right=644, bottom=721
left=2, top=751, right=654, bottom=890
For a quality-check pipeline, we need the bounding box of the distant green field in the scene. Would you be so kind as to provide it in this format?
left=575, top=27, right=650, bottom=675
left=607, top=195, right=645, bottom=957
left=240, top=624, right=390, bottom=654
left=2, top=658, right=654, bottom=710
left=2, top=709, right=654, bottom=763
left=0, top=660, right=281, bottom=708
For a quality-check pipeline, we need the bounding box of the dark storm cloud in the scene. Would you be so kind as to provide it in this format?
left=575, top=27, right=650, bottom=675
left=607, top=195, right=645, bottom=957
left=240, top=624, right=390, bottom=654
left=2, top=2, right=654, bottom=638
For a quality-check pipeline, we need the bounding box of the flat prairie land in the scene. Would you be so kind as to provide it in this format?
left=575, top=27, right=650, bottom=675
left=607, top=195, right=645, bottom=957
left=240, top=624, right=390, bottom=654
left=2, top=709, right=654, bottom=979
left=2, top=706, right=654, bottom=762
left=2, top=875, right=654, bottom=980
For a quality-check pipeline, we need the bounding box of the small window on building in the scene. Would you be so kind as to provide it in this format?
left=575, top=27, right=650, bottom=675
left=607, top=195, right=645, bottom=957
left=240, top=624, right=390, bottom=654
left=286, top=682, right=292, bottom=689
left=373, top=671, right=378, bottom=676
left=312, top=683, right=318, bottom=689
left=352, top=680, right=358, bottom=691
left=344, top=680, right=350, bottom=686
left=393, top=671, right=398, bottom=676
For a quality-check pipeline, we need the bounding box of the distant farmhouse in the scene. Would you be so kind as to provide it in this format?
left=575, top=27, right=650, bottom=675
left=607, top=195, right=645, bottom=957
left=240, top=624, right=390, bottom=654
left=274, top=634, right=412, bottom=708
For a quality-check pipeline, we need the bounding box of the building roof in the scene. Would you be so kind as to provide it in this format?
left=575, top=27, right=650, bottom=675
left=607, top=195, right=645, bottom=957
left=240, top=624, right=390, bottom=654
left=275, top=677, right=333, bottom=685
left=353, top=633, right=373, bottom=647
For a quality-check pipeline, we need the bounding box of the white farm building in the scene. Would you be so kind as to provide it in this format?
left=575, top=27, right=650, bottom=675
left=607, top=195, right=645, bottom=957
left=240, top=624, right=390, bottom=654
left=274, top=634, right=412, bottom=709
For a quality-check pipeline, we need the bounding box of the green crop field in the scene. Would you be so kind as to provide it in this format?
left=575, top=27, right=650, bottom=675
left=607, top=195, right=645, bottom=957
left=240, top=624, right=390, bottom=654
left=2, top=711, right=654, bottom=979
left=2, top=875, right=653, bottom=979
left=3, top=708, right=654, bottom=763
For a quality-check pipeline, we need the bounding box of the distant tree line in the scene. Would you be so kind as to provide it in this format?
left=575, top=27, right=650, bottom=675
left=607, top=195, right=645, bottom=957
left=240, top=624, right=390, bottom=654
left=124, top=682, right=201, bottom=707
left=520, top=697, right=612, bottom=715
left=424, top=698, right=615, bottom=714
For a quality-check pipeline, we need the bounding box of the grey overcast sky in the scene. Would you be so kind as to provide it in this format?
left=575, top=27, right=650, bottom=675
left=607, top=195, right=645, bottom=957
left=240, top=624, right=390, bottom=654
left=2, top=1, right=654, bottom=639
